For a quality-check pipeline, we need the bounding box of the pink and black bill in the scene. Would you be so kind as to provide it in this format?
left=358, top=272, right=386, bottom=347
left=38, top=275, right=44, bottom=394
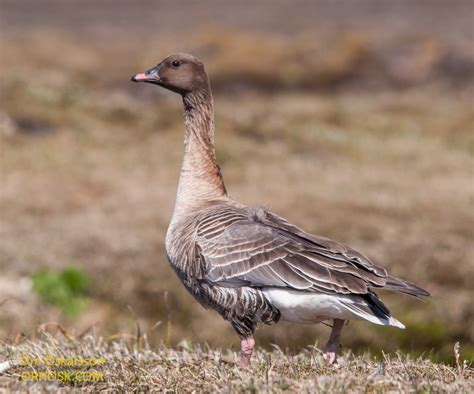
left=131, top=64, right=161, bottom=84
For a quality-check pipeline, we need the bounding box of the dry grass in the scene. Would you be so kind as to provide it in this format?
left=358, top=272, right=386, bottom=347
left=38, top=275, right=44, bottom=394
left=0, top=332, right=472, bottom=392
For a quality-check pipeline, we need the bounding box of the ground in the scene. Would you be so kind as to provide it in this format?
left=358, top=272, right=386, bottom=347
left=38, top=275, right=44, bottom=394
left=0, top=333, right=472, bottom=392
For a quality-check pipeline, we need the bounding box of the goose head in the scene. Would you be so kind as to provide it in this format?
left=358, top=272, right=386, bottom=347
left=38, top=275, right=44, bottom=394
left=131, top=53, right=209, bottom=95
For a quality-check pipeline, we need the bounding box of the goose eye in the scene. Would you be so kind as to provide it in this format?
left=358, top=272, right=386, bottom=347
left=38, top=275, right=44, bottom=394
left=172, top=60, right=181, bottom=67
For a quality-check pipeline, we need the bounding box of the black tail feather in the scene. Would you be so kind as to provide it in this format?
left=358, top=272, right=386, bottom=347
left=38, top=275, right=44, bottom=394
left=366, top=290, right=392, bottom=316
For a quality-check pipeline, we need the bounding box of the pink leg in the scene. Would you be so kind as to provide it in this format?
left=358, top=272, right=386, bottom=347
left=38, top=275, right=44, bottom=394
left=240, top=337, right=255, bottom=367
left=323, top=319, right=345, bottom=364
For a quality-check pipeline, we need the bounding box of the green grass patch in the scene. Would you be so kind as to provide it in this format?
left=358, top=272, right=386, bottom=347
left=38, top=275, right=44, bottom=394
left=32, top=266, right=91, bottom=316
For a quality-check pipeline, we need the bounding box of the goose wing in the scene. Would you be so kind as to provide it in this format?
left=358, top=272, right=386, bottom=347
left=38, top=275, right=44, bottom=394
left=197, top=208, right=391, bottom=295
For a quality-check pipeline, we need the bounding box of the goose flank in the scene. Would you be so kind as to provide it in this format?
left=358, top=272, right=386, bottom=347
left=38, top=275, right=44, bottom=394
left=131, top=53, right=430, bottom=366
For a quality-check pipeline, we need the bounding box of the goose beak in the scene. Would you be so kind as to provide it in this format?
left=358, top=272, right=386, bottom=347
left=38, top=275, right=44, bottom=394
left=131, top=64, right=161, bottom=84
left=131, top=73, right=149, bottom=82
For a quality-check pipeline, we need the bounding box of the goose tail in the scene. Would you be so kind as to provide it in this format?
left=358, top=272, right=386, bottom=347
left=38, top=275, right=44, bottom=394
left=339, top=292, right=406, bottom=329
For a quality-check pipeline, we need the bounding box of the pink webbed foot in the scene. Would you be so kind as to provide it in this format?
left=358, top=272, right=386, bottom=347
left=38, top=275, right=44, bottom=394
left=239, top=337, right=255, bottom=367
left=322, top=319, right=345, bottom=365
left=322, top=347, right=338, bottom=364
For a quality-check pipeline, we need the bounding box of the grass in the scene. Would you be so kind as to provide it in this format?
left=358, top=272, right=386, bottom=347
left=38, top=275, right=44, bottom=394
left=32, top=267, right=91, bottom=316
left=0, top=331, right=472, bottom=392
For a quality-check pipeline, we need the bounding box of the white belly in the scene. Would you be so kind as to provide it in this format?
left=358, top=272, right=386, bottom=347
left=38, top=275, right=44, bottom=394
left=262, top=288, right=405, bottom=328
left=262, top=288, right=355, bottom=323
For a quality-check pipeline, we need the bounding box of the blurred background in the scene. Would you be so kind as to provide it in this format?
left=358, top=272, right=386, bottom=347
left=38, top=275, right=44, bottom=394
left=1, top=0, right=473, bottom=362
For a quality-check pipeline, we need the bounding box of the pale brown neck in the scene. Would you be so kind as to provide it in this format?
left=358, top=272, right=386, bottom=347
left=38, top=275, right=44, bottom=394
left=173, top=88, right=227, bottom=214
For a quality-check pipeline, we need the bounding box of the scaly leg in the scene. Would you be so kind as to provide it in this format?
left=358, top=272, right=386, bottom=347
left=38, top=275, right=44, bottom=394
left=323, top=319, right=345, bottom=364
left=240, top=337, right=255, bottom=367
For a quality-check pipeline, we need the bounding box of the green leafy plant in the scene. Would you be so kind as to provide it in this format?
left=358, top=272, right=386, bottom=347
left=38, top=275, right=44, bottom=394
left=32, top=266, right=91, bottom=316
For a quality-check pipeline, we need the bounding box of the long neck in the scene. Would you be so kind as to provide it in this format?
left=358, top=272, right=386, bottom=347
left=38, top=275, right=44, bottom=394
left=173, top=88, right=227, bottom=215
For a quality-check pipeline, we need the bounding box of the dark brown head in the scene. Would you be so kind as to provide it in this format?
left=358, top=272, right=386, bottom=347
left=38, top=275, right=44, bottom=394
left=131, top=53, right=209, bottom=95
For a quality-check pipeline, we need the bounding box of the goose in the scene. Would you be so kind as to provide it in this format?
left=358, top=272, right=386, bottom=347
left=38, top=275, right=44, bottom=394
left=131, top=53, right=429, bottom=367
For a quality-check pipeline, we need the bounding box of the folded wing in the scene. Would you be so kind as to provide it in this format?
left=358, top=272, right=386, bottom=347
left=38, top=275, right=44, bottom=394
left=197, top=207, right=417, bottom=297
